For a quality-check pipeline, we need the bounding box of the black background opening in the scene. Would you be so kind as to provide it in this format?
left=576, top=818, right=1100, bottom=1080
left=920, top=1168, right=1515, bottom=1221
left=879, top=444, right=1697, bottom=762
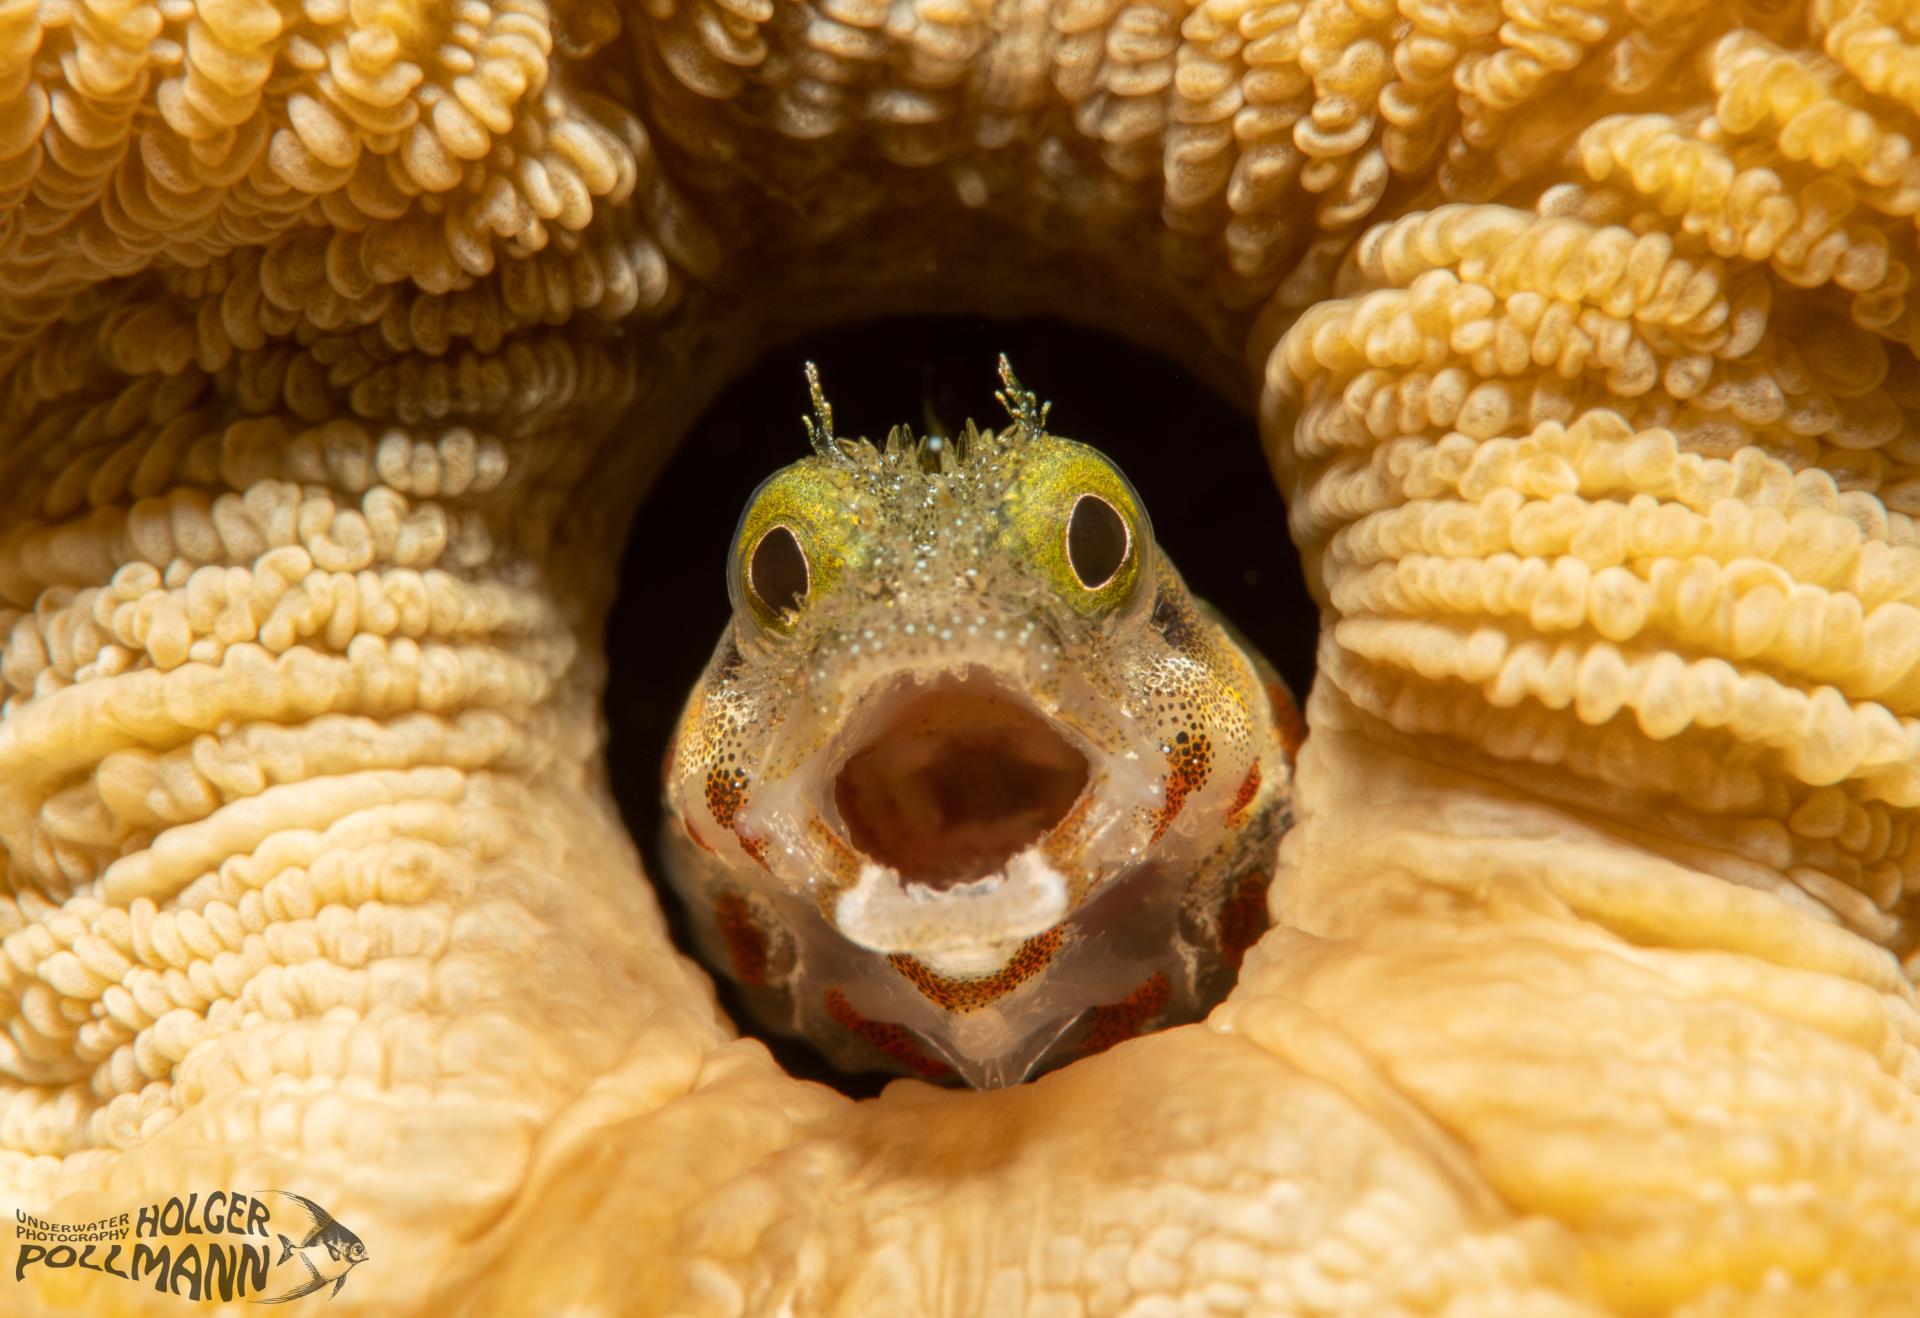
left=602, top=314, right=1318, bottom=1095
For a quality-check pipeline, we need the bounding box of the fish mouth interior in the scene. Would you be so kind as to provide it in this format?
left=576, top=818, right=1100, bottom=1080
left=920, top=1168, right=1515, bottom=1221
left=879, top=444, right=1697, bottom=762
left=833, top=670, right=1090, bottom=890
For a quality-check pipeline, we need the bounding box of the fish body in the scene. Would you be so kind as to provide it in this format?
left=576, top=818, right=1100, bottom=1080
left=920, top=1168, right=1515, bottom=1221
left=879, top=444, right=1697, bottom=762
left=662, top=361, right=1300, bottom=1087
left=253, top=1193, right=367, bottom=1304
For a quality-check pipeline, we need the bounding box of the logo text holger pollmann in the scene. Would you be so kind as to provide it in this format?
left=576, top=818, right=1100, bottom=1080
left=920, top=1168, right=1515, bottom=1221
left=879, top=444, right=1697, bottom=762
left=18, top=1191, right=292, bottom=1302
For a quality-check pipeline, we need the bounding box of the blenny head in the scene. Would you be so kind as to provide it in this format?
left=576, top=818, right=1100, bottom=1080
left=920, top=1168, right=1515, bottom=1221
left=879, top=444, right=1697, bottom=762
left=664, top=358, right=1290, bottom=1087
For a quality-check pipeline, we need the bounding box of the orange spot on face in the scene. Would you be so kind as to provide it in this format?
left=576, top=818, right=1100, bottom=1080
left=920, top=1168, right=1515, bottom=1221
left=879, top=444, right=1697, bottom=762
left=1225, top=759, right=1262, bottom=828
left=1266, top=681, right=1307, bottom=761
left=1081, top=972, right=1173, bottom=1057
left=1217, top=869, right=1270, bottom=973
left=1151, top=732, right=1213, bottom=844
left=713, top=892, right=770, bottom=986
left=824, top=988, right=952, bottom=1079
left=887, top=927, right=1065, bottom=1013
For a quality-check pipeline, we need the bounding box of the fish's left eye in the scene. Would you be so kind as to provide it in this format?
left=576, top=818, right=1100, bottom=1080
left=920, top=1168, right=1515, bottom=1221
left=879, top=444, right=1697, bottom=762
left=1000, top=436, right=1153, bottom=618
left=1065, top=494, right=1129, bottom=590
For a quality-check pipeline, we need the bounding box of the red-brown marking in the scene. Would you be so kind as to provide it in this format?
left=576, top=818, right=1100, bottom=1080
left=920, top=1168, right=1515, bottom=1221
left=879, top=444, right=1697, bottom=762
left=1225, top=759, right=1262, bottom=828
left=1218, top=869, right=1271, bottom=973
left=824, top=988, right=952, bottom=1079
left=1081, top=972, right=1173, bottom=1057
left=713, top=892, right=770, bottom=986
left=1150, top=731, right=1213, bottom=844
left=1267, top=681, right=1307, bottom=762
left=887, top=927, right=1065, bottom=1013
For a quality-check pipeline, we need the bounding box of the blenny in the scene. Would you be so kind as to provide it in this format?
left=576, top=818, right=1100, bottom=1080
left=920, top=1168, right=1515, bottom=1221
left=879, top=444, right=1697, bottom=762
left=662, top=360, right=1301, bottom=1087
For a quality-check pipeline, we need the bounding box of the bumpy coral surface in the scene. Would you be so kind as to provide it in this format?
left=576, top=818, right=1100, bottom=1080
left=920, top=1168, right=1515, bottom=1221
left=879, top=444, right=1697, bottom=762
left=1, top=0, right=1918, bottom=1313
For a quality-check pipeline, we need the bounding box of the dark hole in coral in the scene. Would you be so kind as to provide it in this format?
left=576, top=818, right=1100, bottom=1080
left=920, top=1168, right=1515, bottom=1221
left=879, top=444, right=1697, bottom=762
left=604, top=315, right=1317, bottom=1099
left=747, top=523, right=809, bottom=615
left=1065, top=493, right=1129, bottom=589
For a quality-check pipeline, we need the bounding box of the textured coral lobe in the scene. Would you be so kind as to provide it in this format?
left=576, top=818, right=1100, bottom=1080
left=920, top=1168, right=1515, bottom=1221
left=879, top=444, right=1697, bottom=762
left=0, top=0, right=1918, bottom=1315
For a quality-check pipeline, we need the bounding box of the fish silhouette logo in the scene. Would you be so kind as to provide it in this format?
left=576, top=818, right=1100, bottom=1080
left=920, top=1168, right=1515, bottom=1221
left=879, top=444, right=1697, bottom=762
left=251, top=1192, right=367, bottom=1304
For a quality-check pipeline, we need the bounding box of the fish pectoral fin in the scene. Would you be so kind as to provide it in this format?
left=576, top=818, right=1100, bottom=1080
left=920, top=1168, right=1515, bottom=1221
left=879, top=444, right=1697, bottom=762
left=330, top=1273, right=350, bottom=1298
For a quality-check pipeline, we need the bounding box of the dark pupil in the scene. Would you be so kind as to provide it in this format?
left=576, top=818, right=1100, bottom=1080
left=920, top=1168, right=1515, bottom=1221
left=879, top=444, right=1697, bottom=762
left=1066, top=494, right=1128, bottom=590
left=749, top=524, right=809, bottom=614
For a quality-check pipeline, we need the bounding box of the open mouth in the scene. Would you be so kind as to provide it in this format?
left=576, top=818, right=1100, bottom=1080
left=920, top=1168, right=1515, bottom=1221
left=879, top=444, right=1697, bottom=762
left=833, top=670, right=1090, bottom=889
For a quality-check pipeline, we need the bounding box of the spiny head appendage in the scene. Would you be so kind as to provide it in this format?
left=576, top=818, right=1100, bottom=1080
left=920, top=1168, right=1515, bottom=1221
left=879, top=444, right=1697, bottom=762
left=801, top=361, right=844, bottom=461
left=994, top=354, right=1050, bottom=436
left=803, top=358, right=1042, bottom=471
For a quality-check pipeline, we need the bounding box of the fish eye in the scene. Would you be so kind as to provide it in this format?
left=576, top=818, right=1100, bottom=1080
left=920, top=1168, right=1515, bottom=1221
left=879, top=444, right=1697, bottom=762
left=728, top=462, right=851, bottom=636
left=748, top=523, right=810, bottom=615
left=999, top=436, right=1154, bottom=619
left=1065, top=493, right=1129, bottom=590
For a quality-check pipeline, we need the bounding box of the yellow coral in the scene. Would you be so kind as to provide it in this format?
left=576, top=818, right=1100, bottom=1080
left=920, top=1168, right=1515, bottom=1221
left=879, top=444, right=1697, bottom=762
left=1, top=0, right=1919, bottom=1313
